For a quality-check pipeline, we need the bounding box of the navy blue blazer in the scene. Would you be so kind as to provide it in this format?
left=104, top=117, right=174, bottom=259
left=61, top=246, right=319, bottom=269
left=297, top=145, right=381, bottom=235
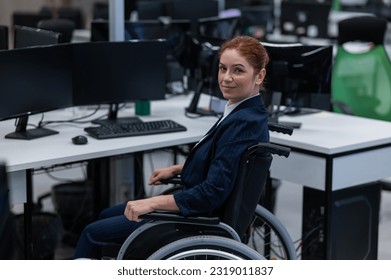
left=174, top=94, right=270, bottom=217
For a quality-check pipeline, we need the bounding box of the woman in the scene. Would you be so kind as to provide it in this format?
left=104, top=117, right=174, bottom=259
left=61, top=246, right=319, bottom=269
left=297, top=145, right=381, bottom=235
left=74, top=35, right=270, bottom=259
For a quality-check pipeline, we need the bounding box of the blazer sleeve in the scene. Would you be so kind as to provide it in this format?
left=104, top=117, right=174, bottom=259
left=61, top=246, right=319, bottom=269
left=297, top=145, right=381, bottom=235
left=174, top=113, right=269, bottom=217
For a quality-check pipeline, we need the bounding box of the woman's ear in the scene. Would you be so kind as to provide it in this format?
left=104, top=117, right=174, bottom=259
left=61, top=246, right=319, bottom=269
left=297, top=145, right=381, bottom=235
left=256, top=68, right=266, bottom=86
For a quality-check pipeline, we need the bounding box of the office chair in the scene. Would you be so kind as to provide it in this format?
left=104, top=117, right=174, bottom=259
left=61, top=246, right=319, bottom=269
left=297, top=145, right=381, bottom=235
left=57, top=7, right=84, bottom=29
left=332, top=16, right=391, bottom=192
left=12, top=12, right=52, bottom=29
left=115, top=141, right=297, bottom=260
left=331, top=16, right=391, bottom=122
left=0, top=25, right=8, bottom=50
left=0, top=162, right=16, bottom=259
left=37, top=18, right=76, bottom=43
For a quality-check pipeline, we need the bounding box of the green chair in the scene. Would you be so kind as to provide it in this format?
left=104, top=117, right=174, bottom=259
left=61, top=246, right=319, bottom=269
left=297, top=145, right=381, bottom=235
left=331, top=16, right=391, bottom=121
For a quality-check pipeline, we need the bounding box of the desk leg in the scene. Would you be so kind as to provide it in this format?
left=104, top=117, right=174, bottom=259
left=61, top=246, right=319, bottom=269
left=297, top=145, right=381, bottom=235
left=133, top=152, right=146, bottom=200
left=87, top=158, right=111, bottom=218
left=24, top=169, right=33, bottom=259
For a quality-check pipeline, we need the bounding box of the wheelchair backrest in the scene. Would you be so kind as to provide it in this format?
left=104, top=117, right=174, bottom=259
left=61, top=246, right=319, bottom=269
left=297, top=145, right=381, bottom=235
left=218, top=143, right=273, bottom=238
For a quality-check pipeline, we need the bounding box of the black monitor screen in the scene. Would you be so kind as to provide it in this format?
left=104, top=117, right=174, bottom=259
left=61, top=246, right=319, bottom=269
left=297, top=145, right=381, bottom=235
left=0, top=45, right=73, bottom=139
left=72, top=40, right=166, bottom=107
left=197, top=16, right=240, bottom=40
left=91, top=19, right=190, bottom=58
left=280, top=1, right=331, bottom=38
left=264, top=43, right=333, bottom=113
left=13, top=25, right=61, bottom=49
left=168, top=0, right=219, bottom=33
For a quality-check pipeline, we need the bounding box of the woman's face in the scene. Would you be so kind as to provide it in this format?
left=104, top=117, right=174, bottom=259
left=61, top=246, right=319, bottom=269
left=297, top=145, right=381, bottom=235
left=218, top=49, right=265, bottom=104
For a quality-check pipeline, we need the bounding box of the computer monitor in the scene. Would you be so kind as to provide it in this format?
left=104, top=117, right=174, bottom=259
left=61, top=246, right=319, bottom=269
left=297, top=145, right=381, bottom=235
left=168, top=0, right=219, bottom=33
left=185, top=36, right=227, bottom=116
left=197, top=16, right=240, bottom=40
left=91, top=19, right=190, bottom=58
left=136, top=0, right=166, bottom=19
left=13, top=25, right=61, bottom=49
left=0, top=45, right=73, bottom=139
left=263, top=43, right=333, bottom=116
left=280, top=1, right=332, bottom=38
left=0, top=25, right=8, bottom=50
left=72, top=40, right=166, bottom=124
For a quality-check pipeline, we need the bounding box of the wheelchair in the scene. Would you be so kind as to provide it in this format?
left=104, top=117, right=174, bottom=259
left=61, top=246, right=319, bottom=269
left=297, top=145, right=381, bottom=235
left=115, top=124, right=297, bottom=260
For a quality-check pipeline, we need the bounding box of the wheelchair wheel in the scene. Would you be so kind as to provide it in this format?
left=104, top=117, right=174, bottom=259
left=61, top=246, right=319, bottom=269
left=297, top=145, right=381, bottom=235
left=245, top=205, right=298, bottom=260
left=147, top=235, right=265, bottom=260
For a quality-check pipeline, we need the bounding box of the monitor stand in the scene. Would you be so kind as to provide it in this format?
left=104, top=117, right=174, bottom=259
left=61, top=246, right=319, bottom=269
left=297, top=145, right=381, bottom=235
left=5, top=116, right=58, bottom=140
left=92, top=103, right=142, bottom=126
left=268, top=92, right=302, bottom=129
left=185, top=80, right=220, bottom=117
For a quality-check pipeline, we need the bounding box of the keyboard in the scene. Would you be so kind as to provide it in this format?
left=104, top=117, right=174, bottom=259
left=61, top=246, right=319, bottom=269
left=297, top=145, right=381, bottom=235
left=84, top=119, right=187, bottom=139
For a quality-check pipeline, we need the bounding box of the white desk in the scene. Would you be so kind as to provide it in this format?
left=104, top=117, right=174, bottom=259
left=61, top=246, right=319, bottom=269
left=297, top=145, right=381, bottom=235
left=271, top=111, right=391, bottom=191
left=0, top=95, right=214, bottom=174
left=0, top=95, right=216, bottom=205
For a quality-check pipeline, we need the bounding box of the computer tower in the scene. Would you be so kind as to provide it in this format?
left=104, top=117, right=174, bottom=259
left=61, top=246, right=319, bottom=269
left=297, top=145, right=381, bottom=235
left=302, top=183, right=381, bottom=259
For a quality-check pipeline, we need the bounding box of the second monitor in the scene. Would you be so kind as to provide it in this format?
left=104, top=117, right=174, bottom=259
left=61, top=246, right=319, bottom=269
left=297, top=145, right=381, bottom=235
left=72, top=40, right=167, bottom=124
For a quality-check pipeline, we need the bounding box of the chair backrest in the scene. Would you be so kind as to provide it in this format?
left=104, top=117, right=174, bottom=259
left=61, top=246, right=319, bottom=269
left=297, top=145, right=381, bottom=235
left=37, top=18, right=76, bottom=43
left=0, top=25, right=8, bottom=50
left=0, top=162, right=15, bottom=259
left=57, top=7, right=84, bottom=29
left=331, top=16, right=391, bottom=121
left=218, top=143, right=273, bottom=238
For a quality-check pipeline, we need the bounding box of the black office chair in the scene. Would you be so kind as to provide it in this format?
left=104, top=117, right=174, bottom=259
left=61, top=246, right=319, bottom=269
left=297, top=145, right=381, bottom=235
left=0, top=25, right=8, bottom=50
left=37, top=18, right=76, bottom=43
left=57, top=7, right=84, bottom=29
left=0, top=162, right=16, bottom=259
left=114, top=141, right=297, bottom=260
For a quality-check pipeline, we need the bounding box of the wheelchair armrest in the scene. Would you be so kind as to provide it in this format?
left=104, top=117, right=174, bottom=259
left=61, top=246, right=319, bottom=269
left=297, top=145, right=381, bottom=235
left=268, top=122, right=294, bottom=135
left=140, top=210, right=221, bottom=225
left=160, top=176, right=182, bottom=185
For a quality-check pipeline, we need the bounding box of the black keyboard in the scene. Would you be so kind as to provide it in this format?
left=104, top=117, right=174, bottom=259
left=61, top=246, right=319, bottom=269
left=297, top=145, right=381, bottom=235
left=84, top=119, right=187, bottom=139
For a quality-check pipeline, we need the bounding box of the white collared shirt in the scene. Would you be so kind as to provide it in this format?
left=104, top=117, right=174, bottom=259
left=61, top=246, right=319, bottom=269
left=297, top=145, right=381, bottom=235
left=218, top=93, right=260, bottom=125
left=195, top=93, right=260, bottom=146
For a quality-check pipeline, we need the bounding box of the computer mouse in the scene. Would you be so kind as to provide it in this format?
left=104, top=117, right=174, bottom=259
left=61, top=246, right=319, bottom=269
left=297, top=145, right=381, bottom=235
left=72, top=135, right=88, bottom=145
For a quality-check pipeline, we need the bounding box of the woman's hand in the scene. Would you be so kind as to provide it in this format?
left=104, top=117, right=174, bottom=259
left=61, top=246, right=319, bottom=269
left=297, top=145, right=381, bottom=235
left=124, top=197, right=155, bottom=222
left=124, top=195, right=179, bottom=222
left=149, top=164, right=183, bottom=185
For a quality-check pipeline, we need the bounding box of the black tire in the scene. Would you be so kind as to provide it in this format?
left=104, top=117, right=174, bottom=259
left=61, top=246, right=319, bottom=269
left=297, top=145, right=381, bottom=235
left=148, top=235, right=265, bottom=260
left=245, top=205, right=297, bottom=260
